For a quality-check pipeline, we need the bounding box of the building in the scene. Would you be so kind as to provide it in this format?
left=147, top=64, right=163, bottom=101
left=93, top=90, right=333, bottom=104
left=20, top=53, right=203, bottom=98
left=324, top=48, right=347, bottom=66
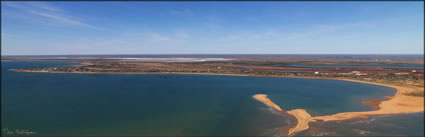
left=350, top=71, right=368, bottom=76
left=337, top=73, right=352, bottom=75
left=395, top=72, right=409, bottom=75
left=351, top=71, right=361, bottom=74
left=355, top=73, right=368, bottom=76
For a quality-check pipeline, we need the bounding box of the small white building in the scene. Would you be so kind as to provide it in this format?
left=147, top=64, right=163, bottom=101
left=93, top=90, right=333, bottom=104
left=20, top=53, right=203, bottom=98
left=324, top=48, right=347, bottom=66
left=351, top=71, right=361, bottom=74
left=338, top=73, right=352, bottom=75
left=355, top=73, right=368, bottom=76
left=314, top=71, right=320, bottom=75
left=395, top=72, right=409, bottom=75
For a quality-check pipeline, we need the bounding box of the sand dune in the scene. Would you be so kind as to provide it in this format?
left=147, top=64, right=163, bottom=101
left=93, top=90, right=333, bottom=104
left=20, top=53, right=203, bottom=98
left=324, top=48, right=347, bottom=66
left=253, top=79, right=424, bottom=136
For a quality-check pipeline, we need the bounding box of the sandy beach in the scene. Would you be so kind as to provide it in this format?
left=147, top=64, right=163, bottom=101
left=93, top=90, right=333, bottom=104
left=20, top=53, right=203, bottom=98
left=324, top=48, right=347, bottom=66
left=13, top=69, right=424, bottom=135
left=253, top=79, right=424, bottom=136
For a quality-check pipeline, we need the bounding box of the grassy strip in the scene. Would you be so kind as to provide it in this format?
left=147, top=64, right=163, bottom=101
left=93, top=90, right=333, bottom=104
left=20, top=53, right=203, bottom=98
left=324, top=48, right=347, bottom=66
left=405, top=92, right=424, bottom=97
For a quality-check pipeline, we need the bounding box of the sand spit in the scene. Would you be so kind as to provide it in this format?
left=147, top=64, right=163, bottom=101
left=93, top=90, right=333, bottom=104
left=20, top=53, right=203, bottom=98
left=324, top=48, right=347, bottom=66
left=253, top=94, right=283, bottom=112
left=253, top=79, right=424, bottom=136
left=286, top=109, right=312, bottom=136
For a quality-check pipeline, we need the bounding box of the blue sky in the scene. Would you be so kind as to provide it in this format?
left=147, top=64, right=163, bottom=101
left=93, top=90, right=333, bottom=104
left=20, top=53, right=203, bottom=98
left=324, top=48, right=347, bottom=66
left=1, top=2, right=424, bottom=55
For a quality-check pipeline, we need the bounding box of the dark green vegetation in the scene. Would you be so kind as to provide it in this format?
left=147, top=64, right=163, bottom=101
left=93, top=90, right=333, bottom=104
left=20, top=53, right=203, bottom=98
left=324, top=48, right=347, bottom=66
left=405, top=92, right=425, bottom=97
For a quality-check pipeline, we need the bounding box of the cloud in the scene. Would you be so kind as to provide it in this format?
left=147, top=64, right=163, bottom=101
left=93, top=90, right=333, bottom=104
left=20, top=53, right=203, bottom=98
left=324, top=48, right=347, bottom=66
left=3, top=2, right=25, bottom=9
left=175, top=30, right=190, bottom=38
left=250, top=30, right=276, bottom=40
left=280, top=23, right=359, bottom=41
left=148, top=33, right=169, bottom=41
left=170, top=8, right=193, bottom=16
left=207, top=16, right=223, bottom=22
left=218, top=23, right=360, bottom=43
left=28, top=10, right=102, bottom=30
left=218, top=30, right=277, bottom=42
left=29, top=2, right=62, bottom=12
left=200, top=15, right=225, bottom=30
left=176, top=33, right=189, bottom=38
left=4, top=2, right=103, bottom=30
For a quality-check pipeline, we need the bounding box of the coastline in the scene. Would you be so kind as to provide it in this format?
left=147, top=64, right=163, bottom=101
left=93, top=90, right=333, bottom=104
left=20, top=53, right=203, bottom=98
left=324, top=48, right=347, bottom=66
left=6, top=69, right=409, bottom=81
left=10, top=69, right=421, bottom=84
left=11, top=69, right=425, bottom=136
left=253, top=79, right=424, bottom=136
left=311, top=79, right=424, bottom=120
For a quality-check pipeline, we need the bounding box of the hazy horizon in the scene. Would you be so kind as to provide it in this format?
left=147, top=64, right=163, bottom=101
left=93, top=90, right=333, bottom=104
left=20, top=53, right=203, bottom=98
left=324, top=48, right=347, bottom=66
left=1, top=2, right=424, bottom=55
left=2, top=53, right=424, bottom=56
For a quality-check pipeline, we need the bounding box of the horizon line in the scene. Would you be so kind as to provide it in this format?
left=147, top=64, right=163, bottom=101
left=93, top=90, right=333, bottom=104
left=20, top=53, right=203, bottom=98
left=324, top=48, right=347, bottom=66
left=1, top=53, right=424, bottom=56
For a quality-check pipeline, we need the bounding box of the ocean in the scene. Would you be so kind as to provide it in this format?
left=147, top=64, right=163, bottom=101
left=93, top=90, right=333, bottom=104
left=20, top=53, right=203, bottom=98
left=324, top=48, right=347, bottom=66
left=1, top=61, right=423, bottom=136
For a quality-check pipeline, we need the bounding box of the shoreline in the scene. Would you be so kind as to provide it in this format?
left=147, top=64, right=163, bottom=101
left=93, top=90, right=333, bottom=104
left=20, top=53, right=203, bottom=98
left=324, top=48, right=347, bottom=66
left=7, top=69, right=407, bottom=81
left=10, top=70, right=425, bottom=90
left=253, top=79, right=424, bottom=136
left=11, top=69, right=425, bottom=136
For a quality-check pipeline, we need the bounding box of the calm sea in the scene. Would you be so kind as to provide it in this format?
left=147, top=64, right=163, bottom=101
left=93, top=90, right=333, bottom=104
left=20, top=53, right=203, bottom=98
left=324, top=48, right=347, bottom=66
left=1, top=61, right=423, bottom=136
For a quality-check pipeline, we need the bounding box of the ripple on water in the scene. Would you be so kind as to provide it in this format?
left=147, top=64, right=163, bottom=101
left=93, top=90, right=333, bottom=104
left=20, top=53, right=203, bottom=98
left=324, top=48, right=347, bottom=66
left=300, top=112, right=424, bottom=136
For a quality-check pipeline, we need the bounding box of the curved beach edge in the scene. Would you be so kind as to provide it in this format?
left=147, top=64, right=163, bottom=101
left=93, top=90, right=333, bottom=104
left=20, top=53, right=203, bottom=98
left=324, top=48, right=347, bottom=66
left=253, top=79, right=424, bottom=136
left=12, top=69, right=424, bottom=135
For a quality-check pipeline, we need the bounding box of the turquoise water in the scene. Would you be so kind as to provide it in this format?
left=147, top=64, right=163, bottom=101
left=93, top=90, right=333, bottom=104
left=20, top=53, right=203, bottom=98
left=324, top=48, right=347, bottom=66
left=1, top=61, right=422, bottom=136
left=299, top=112, right=424, bottom=136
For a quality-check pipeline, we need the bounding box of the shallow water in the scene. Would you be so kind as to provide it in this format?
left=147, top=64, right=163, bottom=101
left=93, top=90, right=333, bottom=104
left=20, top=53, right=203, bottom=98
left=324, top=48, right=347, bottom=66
left=1, top=61, right=422, bottom=136
left=298, top=112, right=424, bottom=136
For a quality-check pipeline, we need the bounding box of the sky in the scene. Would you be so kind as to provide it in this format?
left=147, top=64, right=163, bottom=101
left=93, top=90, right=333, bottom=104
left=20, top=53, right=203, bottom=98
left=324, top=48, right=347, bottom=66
left=1, top=2, right=424, bottom=55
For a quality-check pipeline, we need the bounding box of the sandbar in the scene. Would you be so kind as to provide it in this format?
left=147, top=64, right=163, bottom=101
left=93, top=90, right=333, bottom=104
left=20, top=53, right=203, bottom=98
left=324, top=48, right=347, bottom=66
left=253, top=79, right=424, bottom=136
left=253, top=94, right=283, bottom=112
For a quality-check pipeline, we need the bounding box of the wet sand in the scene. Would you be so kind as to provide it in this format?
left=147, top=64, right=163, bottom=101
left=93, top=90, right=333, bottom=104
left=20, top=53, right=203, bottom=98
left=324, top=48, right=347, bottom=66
left=253, top=79, right=424, bottom=136
left=362, top=96, right=393, bottom=109
left=253, top=94, right=283, bottom=112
